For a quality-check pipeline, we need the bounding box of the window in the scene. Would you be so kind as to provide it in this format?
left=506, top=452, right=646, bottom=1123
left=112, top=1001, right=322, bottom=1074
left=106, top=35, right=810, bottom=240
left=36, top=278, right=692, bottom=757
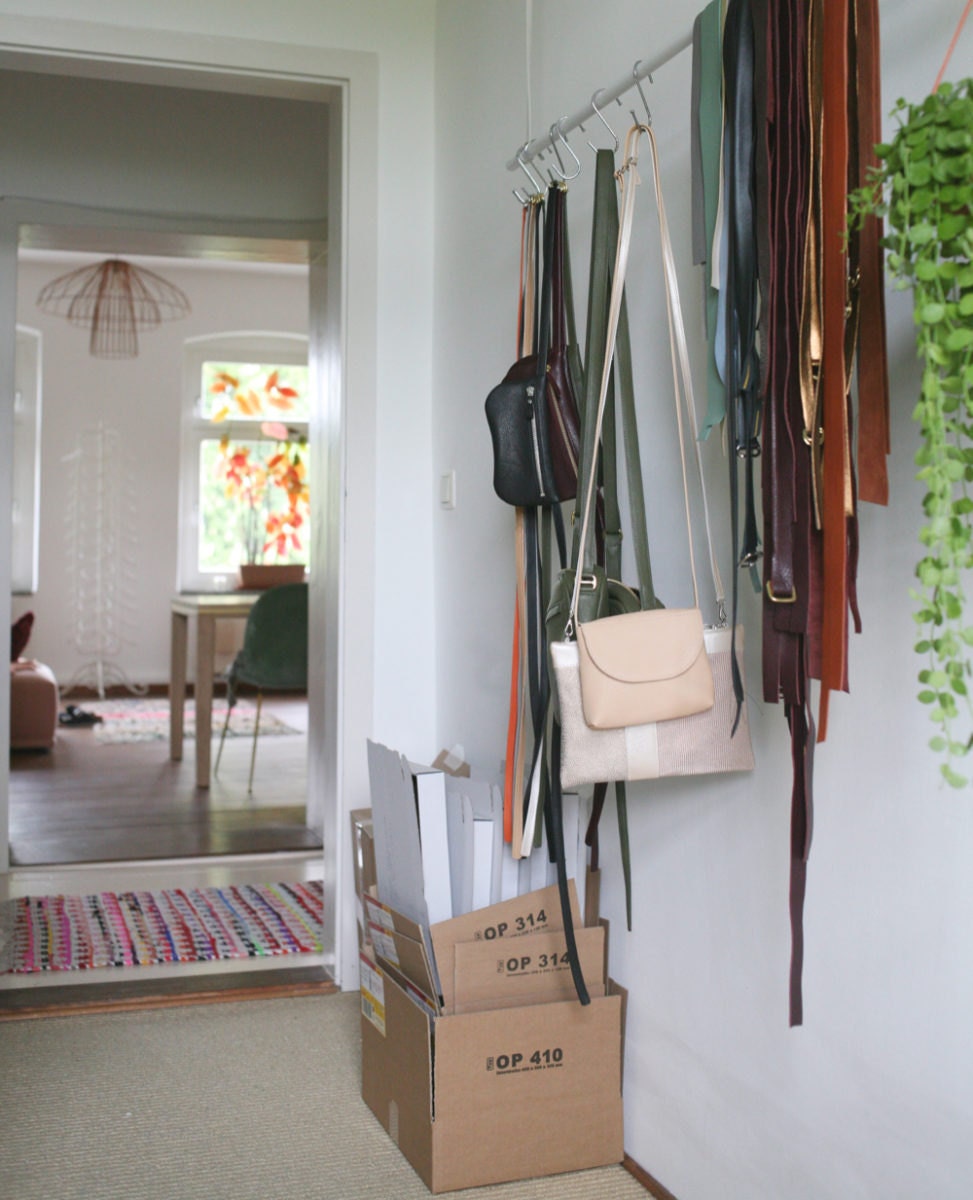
left=180, top=334, right=310, bottom=591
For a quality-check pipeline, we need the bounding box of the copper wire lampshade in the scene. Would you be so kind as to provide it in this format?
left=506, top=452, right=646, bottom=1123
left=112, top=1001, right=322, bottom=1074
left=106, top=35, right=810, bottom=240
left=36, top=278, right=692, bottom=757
left=36, top=258, right=191, bottom=358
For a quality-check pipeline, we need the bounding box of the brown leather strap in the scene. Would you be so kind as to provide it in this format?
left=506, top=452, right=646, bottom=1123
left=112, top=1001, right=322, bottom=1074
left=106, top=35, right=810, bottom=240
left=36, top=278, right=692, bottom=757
left=853, top=0, right=891, bottom=507
left=799, top=0, right=824, bottom=529
left=758, top=0, right=818, bottom=1029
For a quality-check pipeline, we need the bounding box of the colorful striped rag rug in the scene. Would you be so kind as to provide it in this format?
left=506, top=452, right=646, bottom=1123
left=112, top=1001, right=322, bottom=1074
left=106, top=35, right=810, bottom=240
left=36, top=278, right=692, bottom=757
left=1, top=881, right=323, bottom=973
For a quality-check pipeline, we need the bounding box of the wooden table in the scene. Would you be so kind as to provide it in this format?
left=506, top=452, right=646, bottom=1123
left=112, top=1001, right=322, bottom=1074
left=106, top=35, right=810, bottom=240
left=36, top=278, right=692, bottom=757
left=170, top=592, right=258, bottom=789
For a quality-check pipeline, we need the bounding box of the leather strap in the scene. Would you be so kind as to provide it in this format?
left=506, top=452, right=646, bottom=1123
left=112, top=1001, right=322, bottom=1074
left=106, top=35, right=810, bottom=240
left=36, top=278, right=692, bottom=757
left=549, top=719, right=591, bottom=1005
left=571, top=124, right=717, bottom=631
left=758, top=0, right=817, bottom=1028
left=852, top=0, right=890, bottom=506
left=503, top=580, right=521, bottom=847
left=694, top=0, right=729, bottom=440
left=818, top=0, right=852, bottom=734
left=723, top=0, right=761, bottom=726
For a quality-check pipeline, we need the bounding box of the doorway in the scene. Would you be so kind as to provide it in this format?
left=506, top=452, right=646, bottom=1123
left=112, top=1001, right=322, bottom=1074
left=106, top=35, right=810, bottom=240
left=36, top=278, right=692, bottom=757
left=10, top=242, right=317, bottom=868
left=0, top=29, right=381, bottom=989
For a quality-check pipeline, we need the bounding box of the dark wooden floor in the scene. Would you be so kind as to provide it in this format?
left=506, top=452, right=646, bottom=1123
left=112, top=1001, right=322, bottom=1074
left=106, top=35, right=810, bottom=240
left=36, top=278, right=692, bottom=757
left=8, top=698, right=322, bottom=866
left=0, top=965, right=337, bottom=1020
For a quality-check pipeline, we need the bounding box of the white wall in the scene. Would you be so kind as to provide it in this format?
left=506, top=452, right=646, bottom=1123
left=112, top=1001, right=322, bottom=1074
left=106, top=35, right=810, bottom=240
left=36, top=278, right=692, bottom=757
left=11, top=257, right=309, bottom=685
left=433, top=2, right=973, bottom=1198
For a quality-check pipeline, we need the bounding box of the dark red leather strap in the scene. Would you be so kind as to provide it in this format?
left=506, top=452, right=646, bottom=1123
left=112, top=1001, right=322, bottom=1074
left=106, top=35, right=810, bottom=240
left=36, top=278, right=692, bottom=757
left=759, top=0, right=818, bottom=1028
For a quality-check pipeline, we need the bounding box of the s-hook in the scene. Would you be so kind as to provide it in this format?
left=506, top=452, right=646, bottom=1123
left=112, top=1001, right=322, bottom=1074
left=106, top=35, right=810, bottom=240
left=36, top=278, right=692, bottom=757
left=583, top=89, right=620, bottom=155
left=629, top=61, right=653, bottom=127
left=547, top=120, right=582, bottom=182
left=515, top=142, right=546, bottom=196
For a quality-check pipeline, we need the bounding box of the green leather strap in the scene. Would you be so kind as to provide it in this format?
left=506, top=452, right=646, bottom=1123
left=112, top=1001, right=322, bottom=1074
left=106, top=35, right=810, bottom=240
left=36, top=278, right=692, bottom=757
left=697, top=0, right=728, bottom=440
left=561, top=193, right=586, bottom=407
left=573, top=149, right=657, bottom=609
left=574, top=150, right=614, bottom=573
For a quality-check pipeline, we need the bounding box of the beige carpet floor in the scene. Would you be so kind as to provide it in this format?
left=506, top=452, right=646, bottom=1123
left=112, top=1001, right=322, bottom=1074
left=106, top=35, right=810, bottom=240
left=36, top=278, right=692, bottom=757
left=0, top=991, right=649, bottom=1200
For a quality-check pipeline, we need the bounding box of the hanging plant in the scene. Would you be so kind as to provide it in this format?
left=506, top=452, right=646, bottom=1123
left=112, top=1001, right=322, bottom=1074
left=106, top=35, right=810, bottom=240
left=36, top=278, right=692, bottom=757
left=849, top=77, right=973, bottom=787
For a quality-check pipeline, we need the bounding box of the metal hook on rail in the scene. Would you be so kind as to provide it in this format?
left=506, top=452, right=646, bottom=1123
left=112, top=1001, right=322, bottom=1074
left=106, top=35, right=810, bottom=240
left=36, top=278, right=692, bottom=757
left=515, top=142, right=546, bottom=197
left=584, top=89, right=620, bottom=155
left=547, top=120, right=582, bottom=181
left=630, top=60, right=653, bottom=127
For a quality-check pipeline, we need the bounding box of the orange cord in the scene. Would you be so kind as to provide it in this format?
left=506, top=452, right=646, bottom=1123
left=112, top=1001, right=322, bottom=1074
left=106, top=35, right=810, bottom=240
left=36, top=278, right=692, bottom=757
left=934, top=0, right=973, bottom=92
left=503, top=594, right=521, bottom=845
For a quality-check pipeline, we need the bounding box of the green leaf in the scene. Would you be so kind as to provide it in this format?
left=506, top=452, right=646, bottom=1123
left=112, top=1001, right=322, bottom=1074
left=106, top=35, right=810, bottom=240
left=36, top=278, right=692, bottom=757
left=945, top=327, right=973, bottom=352
left=959, top=293, right=973, bottom=317
left=930, top=736, right=947, bottom=752
left=940, top=763, right=968, bottom=788
left=918, top=689, right=938, bottom=704
left=908, top=222, right=937, bottom=246
left=921, top=301, right=947, bottom=323
left=940, top=215, right=969, bottom=243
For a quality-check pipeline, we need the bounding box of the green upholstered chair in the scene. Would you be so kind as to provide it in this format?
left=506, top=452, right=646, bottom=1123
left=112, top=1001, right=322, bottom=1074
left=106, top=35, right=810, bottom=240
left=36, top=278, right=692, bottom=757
left=214, top=581, right=308, bottom=791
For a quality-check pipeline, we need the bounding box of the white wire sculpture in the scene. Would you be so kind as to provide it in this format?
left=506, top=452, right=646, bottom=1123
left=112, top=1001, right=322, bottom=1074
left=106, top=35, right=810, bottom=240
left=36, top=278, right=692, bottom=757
left=59, top=422, right=147, bottom=698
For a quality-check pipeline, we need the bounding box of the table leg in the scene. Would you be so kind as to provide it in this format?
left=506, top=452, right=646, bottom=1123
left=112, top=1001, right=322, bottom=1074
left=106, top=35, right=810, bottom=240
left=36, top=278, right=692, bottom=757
left=195, top=612, right=216, bottom=789
left=170, top=610, right=188, bottom=762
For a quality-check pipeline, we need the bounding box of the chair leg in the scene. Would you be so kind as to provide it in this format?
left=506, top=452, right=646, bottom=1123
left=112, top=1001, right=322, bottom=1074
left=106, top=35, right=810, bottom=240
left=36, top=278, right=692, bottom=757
left=214, top=703, right=233, bottom=777
left=247, top=692, right=263, bottom=793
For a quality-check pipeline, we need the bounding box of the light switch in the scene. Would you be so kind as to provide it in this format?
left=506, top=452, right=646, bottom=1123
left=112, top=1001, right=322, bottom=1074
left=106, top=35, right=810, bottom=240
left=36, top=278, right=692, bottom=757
left=439, top=469, right=456, bottom=510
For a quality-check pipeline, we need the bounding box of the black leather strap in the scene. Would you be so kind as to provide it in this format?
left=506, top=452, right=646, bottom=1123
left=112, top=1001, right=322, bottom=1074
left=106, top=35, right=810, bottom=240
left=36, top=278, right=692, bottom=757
left=723, top=0, right=761, bottom=727
left=549, top=718, right=591, bottom=1006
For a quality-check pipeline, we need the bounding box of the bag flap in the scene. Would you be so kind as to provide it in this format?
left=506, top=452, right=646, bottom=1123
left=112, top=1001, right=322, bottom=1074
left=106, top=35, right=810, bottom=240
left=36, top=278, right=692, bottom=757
left=577, top=608, right=706, bottom=683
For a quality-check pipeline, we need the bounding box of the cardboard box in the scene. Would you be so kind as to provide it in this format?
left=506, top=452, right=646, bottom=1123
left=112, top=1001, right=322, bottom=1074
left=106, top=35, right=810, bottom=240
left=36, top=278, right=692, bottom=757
left=361, top=956, right=625, bottom=1193
left=451, top=924, right=607, bottom=1013
left=430, top=880, right=581, bottom=1012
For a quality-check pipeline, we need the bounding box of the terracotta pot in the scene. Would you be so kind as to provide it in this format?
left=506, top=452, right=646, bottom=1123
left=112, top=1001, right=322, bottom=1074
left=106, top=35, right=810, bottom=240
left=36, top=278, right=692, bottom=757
left=237, top=563, right=307, bottom=590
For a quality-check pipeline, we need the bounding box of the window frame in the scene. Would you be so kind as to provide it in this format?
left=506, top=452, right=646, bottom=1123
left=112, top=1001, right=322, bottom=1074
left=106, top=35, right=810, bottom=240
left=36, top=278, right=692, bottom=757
left=179, top=331, right=309, bottom=593
left=12, top=326, right=42, bottom=596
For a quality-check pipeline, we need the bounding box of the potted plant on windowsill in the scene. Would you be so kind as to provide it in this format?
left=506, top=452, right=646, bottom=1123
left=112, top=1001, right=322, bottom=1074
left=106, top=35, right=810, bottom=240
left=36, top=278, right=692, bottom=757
left=210, top=369, right=310, bottom=590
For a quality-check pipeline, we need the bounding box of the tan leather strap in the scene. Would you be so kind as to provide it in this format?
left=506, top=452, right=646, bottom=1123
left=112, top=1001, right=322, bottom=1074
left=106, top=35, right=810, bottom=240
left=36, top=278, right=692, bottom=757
left=570, top=124, right=720, bottom=630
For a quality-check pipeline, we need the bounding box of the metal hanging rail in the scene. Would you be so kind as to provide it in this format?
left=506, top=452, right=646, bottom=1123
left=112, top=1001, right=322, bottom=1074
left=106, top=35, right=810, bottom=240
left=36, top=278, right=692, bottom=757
left=505, top=31, right=694, bottom=173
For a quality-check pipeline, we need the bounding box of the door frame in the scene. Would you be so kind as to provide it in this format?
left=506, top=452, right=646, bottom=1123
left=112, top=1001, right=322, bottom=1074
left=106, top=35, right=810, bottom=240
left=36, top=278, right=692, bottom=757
left=0, top=19, right=379, bottom=990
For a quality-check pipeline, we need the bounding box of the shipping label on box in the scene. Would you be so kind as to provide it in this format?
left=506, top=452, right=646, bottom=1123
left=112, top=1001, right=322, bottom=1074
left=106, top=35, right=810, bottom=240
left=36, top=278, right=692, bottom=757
left=360, top=950, right=387, bottom=1036
left=364, top=893, right=442, bottom=1001
left=368, top=920, right=440, bottom=1009
left=452, top=924, right=606, bottom=1013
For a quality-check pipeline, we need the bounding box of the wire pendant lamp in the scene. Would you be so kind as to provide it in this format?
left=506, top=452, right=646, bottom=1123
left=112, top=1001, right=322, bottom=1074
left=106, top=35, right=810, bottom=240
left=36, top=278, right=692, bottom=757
left=36, top=258, right=191, bottom=358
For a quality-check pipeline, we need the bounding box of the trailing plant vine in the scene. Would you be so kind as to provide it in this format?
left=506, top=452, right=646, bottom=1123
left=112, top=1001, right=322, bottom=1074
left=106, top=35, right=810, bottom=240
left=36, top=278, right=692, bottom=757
left=850, top=79, right=973, bottom=787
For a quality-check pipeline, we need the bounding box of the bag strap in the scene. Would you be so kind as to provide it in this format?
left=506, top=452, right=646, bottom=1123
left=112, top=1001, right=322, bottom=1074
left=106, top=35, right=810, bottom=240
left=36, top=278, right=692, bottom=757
left=569, top=125, right=720, bottom=633
left=571, top=150, right=655, bottom=603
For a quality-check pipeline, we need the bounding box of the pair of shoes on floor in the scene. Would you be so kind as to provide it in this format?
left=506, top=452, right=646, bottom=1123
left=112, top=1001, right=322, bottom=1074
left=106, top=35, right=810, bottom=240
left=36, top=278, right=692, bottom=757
left=58, top=704, right=103, bottom=727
